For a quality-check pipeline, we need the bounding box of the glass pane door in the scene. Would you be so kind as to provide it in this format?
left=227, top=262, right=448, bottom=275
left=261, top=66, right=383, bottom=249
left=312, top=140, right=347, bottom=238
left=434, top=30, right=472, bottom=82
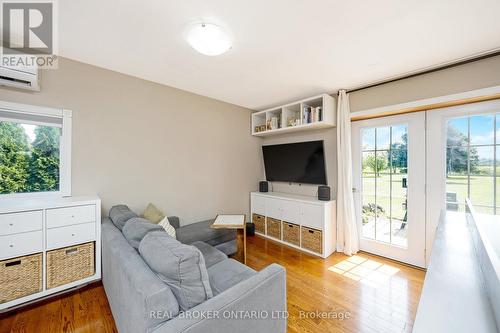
left=352, top=112, right=426, bottom=268
left=361, top=125, right=408, bottom=248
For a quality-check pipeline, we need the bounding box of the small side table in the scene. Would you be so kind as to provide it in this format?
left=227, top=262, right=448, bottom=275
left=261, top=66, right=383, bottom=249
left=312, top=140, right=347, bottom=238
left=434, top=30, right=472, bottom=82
left=211, top=214, right=246, bottom=264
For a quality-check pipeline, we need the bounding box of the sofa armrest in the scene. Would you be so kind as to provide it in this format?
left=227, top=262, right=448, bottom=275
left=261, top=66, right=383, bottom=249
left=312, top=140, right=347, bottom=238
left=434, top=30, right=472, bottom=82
left=151, top=263, right=287, bottom=333
left=167, top=216, right=180, bottom=229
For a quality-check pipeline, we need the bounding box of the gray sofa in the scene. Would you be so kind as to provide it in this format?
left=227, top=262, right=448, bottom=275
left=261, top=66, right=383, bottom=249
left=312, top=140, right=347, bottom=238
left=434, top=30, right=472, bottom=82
left=101, top=216, right=287, bottom=333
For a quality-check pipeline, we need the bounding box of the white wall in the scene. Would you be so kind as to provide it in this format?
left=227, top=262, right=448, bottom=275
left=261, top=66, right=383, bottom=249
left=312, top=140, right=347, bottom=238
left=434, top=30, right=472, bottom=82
left=0, top=57, right=262, bottom=224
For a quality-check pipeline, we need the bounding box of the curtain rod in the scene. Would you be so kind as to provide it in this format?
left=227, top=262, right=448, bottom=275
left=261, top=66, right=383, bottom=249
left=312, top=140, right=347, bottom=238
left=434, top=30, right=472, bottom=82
left=345, top=49, right=500, bottom=94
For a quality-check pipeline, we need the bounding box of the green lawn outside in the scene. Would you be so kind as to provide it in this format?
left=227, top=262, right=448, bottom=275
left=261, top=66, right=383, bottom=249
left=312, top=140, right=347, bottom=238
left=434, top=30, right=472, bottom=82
left=362, top=173, right=407, bottom=222
left=446, top=174, right=498, bottom=214
left=362, top=173, right=498, bottom=217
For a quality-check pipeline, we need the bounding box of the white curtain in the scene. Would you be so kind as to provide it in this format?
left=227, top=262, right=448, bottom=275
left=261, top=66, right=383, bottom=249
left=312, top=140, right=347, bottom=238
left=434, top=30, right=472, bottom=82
left=336, top=90, right=359, bottom=256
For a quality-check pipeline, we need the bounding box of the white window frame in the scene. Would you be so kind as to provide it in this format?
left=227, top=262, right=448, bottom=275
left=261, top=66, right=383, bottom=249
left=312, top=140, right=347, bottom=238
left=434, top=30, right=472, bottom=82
left=0, top=100, right=72, bottom=199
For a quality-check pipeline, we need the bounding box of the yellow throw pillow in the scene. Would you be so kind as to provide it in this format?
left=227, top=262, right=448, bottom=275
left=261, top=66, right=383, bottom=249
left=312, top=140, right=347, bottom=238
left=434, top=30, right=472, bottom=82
left=159, top=216, right=177, bottom=239
left=143, top=203, right=165, bottom=224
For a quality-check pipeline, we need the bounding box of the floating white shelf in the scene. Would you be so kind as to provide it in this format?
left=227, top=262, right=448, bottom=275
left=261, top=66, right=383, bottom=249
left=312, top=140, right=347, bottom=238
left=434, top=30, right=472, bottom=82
left=251, top=93, right=336, bottom=137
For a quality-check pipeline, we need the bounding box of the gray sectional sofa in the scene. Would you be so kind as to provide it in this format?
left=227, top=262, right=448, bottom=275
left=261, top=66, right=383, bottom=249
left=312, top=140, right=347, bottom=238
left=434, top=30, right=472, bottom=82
left=101, top=209, right=287, bottom=333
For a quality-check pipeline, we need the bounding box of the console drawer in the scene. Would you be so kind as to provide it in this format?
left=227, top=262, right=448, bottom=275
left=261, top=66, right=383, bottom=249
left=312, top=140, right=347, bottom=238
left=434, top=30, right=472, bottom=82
left=46, top=222, right=95, bottom=250
left=267, top=217, right=281, bottom=240
left=252, top=213, right=266, bottom=234
left=0, top=231, right=43, bottom=260
left=0, top=211, right=42, bottom=236
left=251, top=195, right=266, bottom=216
left=283, top=222, right=300, bottom=246
left=46, top=205, right=96, bottom=229
left=301, top=226, right=322, bottom=254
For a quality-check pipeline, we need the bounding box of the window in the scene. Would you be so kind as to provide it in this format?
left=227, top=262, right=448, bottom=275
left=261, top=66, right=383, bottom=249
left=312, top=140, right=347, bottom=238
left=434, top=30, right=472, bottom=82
left=0, top=101, right=71, bottom=197
left=446, top=114, right=498, bottom=214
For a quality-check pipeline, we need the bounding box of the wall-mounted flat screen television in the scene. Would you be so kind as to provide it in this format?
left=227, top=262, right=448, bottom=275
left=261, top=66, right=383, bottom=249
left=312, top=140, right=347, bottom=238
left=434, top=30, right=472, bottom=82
left=262, top=140, right=327, bottom=185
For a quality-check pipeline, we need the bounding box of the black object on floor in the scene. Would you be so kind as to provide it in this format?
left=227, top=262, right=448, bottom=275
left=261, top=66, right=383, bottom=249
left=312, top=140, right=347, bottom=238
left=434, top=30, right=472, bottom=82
left=246, top=222, right=255, bottom=236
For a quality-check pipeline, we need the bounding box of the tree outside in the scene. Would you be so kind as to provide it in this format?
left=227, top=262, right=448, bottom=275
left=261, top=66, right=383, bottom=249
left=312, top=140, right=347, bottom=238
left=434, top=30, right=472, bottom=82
left=0, top=122, right=60, bottom=194
left=362, top=153, right=388, bottom=176
left=390, top=133, right=407, bottom=173
left=0, top=123, right=30, bottom=193
left=446, top=124, right=479, bottom=174
left=445, top=118, right=495, bottom=213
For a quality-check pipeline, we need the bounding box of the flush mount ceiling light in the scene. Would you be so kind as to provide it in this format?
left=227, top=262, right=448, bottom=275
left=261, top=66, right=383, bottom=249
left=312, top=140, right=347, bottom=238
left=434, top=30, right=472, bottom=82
left=186, top=23, right=231, bottom=56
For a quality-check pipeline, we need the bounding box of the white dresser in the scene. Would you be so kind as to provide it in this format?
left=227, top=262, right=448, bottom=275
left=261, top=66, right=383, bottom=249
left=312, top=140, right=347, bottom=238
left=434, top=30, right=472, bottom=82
left=0, top=196, right=101, bottom=311
left=250, top=192, right=336, bottom=258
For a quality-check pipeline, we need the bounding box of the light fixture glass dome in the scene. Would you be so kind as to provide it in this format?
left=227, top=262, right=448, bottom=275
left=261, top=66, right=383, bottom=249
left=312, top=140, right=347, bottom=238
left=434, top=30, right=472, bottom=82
left=186, top=23, right=231, bottom=56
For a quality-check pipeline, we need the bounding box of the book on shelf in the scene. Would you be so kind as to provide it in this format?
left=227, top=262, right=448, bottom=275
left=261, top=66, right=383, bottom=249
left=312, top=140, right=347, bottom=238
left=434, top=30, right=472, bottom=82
left=302, top=105, right=323, bottom=124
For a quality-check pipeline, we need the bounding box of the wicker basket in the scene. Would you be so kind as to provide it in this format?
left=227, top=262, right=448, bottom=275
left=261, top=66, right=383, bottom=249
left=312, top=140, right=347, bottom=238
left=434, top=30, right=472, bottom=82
left=301, top=227, right=323, bottom=254
left=46, top=242, right=95, bottom=289
left=283, top=222, right=300, bottom=246
left=0, top=253, right=42, bottom=304
left=252, top=213, right=266, bottom=234
left=267, top=218, right=282, bottom=239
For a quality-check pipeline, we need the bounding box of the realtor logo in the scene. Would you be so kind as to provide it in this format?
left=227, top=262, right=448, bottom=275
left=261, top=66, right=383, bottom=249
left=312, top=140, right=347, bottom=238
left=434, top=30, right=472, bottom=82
left=1, top=0, right=57, bottom=68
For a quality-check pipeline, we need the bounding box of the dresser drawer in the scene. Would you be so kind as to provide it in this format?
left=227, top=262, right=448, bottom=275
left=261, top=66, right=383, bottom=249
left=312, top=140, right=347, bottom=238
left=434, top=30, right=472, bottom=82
left=46, top=205, right=96, bottom=229
left=0, top=231, right=43, bottom=260
left=0, top=211, right=42, bottom=236
left=46, top=222, right=96, bottom=250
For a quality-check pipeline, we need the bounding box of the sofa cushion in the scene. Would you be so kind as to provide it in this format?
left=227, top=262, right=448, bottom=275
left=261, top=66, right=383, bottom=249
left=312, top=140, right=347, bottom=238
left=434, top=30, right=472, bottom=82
left=101, top=218, right=180, bottom=333
left=139, top=231, right=213, bottom=311
left=214, top=239, right=238, bottom=256
left=143, top=203, right=165, bottom=224
left=191, top=241, right=227, bottom=268
left=122, top=217, right=164, bottom=249
left=109, top=205, right=138, bottom=230
left=207, top=258, right=256, bottom=295
left=176, top=219, right=236, bottom=246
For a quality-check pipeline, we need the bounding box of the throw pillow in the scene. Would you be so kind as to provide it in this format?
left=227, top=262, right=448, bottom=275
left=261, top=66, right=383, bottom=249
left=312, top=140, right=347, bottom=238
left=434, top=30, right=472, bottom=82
left=139, top=231, right=213, bottom=311
left=143, top=203, right=165, bottom=224
left=158, top=216, right=176, bottom=239
left=109, top=204, right=138, bottom=231
left=122, top=217, right=164, bottom=249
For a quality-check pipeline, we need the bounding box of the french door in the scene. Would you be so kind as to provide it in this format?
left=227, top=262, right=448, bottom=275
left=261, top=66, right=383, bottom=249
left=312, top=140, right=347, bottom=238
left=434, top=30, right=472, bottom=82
left=426, top=99, right=500, bottom=258
left=352, top=112, right=426, bottom=267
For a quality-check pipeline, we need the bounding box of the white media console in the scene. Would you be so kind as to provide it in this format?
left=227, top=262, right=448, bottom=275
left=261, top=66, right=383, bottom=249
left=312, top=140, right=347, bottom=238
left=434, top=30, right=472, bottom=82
left=250, top=191, right=336, bottom=258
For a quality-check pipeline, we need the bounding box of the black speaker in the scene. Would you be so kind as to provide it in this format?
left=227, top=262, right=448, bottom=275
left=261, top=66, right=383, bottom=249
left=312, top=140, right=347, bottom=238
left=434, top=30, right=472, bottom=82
left=318, top=185, right=330, bottom=201
left=246, top=222, right=255, bottom=236
left=259, top=181, right=269, bottom=192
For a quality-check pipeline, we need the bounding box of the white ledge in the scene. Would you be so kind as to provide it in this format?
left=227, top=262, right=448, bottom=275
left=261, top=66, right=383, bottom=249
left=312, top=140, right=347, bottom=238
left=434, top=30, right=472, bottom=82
left=413, top=211, right=498, bottom=333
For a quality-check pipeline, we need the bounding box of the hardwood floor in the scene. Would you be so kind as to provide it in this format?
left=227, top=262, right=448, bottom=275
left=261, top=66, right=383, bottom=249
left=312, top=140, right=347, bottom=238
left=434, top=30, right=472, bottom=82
left=0, top=282, right=117, bottom=333
left=0, top=233, right=425, bottom=333
left=245, top=235, right=425, bottom=333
